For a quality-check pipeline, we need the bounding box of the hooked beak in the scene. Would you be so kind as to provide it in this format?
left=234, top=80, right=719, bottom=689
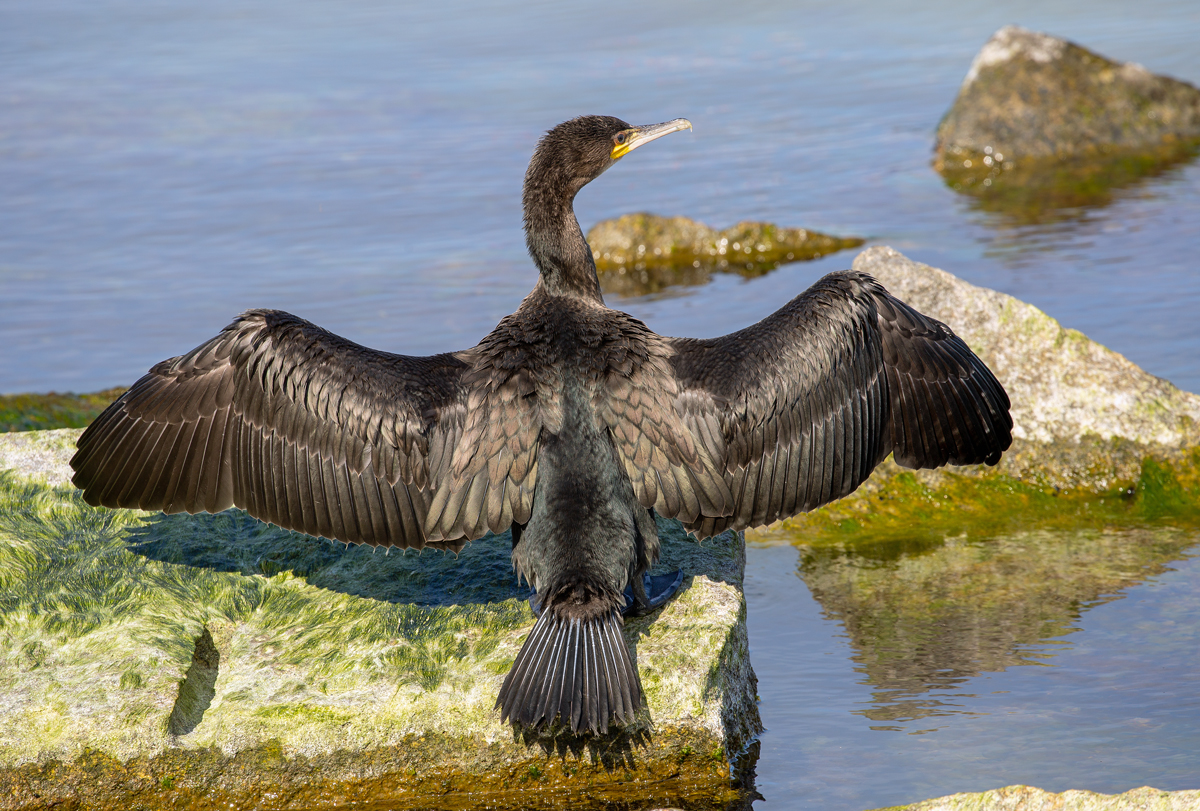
left=610, top=118, right=693, bottom=160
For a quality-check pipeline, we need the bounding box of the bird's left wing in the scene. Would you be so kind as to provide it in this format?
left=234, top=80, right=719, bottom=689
left=665, top=270, right=1012, bottom=538
left=70, top=309, right=507, bottom=551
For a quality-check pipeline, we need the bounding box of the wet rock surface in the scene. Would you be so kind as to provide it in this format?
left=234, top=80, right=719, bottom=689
left=937, top=26, right=1200, bottom=161
left=587, top=212, right=862, bottom=297
left=934, top=26, right=1200, bottom=222
left=0, top=388, right=124, bottom=433
left=874, top=785, right=1200, bottom=811
left=0, top=434, right=760, bottom=811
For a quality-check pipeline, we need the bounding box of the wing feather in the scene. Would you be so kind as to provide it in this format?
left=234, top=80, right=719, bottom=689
left=71, top=309, right=481, bottom=551
left=667, top=270, right=1012, bottom=536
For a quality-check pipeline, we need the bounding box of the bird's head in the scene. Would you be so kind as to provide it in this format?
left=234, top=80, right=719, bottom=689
left=524, top=115, right=692, bottom=199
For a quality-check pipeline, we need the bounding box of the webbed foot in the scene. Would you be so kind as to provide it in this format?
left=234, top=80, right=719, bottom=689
left=622, top=569, right=684, bottom=617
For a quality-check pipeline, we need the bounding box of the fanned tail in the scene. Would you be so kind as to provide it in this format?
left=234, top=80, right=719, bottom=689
left=496, top=607, right=640, bottom=734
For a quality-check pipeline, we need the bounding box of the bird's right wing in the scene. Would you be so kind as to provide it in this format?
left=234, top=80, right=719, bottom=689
left=667, top=270, right=1012, bottom=538
left=70, top=309, right=532, bottom=551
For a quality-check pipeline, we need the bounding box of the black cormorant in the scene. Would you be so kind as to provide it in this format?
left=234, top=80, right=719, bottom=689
left=70, top=115, right=1012, bottom=735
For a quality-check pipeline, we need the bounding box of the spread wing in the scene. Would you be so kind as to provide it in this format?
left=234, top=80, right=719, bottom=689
left=70, top=309, right=539, bottom=551
left=667, top=270, right=1012, bottom=538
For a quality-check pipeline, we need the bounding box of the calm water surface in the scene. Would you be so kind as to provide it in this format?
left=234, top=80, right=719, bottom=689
left=746, top=530, right=1200, bottom=808
left=3, top=1, right=1200, bottom=808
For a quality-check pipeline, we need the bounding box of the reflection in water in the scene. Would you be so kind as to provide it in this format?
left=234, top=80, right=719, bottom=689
left=796, top=528, right=1197, bottom=727
left=938, top=140, right=1200, bottom=226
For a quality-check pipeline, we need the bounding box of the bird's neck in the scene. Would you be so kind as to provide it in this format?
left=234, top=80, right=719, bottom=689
left=523, top=177, right=604, bottom=303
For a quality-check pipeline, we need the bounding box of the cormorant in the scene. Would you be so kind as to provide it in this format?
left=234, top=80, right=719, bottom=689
left=70, top=115, right=1012, bottom=735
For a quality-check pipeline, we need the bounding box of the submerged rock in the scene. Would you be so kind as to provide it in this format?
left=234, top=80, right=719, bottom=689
left=0, top=433, right=760, bottom=810
left=934, top=26, right=1200, bottom=221
left=874, top=784, right=1200, bottom=811
left=587, top=213, right=863, bottom=296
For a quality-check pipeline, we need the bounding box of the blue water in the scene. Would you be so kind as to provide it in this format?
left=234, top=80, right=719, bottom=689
left=2, top=0, right=1199, bottom=395
left=3, top=1, right=1200, bottom=808
left=745, top=535, right=1200, bottom=808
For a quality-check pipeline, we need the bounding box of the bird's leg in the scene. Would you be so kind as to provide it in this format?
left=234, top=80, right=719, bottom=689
left=622, top=507, right=683, bottom=617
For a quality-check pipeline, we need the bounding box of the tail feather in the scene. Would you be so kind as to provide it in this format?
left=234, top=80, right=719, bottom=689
left=497, top=608, right=640, bottom=734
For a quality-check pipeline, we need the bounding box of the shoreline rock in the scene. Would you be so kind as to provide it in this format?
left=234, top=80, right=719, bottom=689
left=0, top=434, right=760, bottom=810
left=587, top=212, right=863, bottom=297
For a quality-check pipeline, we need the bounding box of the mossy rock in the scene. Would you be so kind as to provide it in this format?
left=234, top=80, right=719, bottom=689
left=587, top=213, right=863, bottom=296
left=0, top=388, right=125, bottom=433
left=871, top=784, right=1200, bottom=811
left=934, top=26, right=1200, bottom=222
left=0, top=432, right=760, bottom=811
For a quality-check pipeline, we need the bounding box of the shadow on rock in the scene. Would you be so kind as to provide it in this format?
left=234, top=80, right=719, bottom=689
left=797, top=526, right=1197, bottom=725
left=127, top=509, right=531, bottom=607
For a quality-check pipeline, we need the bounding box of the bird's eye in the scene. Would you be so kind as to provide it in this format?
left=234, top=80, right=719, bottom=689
left=615, top=132, right=627, bottom=145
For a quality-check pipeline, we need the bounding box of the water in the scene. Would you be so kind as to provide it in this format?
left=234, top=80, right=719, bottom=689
left=2, top=0, right=1199, bottom=395
left=746, top=530, right=1200, bottom=808
left=3, top=1, right=1200, bottom=808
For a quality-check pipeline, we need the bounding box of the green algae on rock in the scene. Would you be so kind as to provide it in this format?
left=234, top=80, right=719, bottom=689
left=0, top=434, right=760, bottom=810
left=934, top=26, right=1200, bottom=222
left=871, top=785, right=1200, bottom=811
left=0, top=388, right=125, bottom=433
left=586, top=213, right=863, bottom=297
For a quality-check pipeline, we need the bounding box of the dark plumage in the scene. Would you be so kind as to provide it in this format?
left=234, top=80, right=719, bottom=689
left=70, top=115, right=1012, bottom=735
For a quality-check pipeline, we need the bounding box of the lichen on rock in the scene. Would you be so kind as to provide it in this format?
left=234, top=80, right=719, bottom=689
left=934, top=26, right=1200, bottom=221
left=0, top=441, right=761, bottom=810
left=587, top=212, right=863, bottom=296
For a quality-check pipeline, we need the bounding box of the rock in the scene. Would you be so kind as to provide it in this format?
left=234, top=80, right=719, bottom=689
left=937, top=26, right=1200, bottom=161
left=587, top=213, right=863, bottom=297
left=762, top=246, right=1200, bottom=547
left=0, top=432, right=760, bottom=810
left=934, top=26, right=1200, bottom=221
left=873, top=784, right=1200, bottom=811
left=854, top=245, right=1200, bottom=489
left=0, top=388, right=124, bottom=433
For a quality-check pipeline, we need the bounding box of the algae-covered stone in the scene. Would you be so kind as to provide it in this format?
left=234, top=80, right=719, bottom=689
left=0, top=388, right=125, bottom=434
left=587, top=212, right=863, bottom=296
left=872, top=784, right=1200, bottom=811
left=761, top=247, right=1200, bottom=548
left=934, top=26, right=1200, bottom=222
left=0, top=434, right=760, bottom=810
